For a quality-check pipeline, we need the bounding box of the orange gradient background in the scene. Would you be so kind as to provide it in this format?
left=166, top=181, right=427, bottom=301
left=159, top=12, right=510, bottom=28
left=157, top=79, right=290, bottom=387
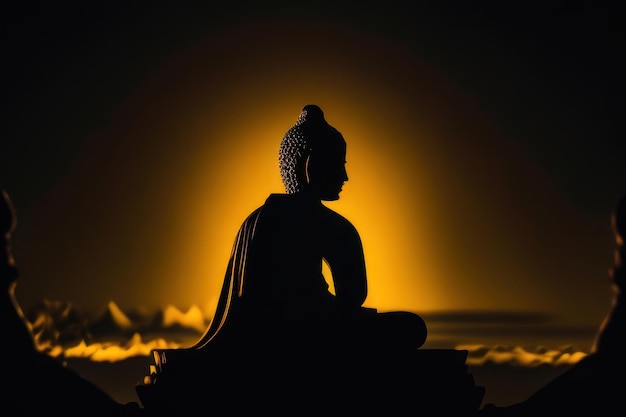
left=10, top=16, right=615, bottom=332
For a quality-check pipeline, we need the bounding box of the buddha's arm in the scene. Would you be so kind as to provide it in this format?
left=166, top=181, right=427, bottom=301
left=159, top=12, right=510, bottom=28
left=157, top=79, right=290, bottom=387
left=324, top=217, right=368, bottom=308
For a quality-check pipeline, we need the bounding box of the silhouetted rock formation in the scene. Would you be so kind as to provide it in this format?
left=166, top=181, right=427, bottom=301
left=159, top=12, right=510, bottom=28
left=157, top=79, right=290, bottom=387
left=88, top=300, right=136, bottom=339
left=0, top=190, right=143, bottom=417
left=27, top=298, right=90, bottom=347
left=592, top=192, right=626, bottom=355
left=480, top=194, right=626, bottom=416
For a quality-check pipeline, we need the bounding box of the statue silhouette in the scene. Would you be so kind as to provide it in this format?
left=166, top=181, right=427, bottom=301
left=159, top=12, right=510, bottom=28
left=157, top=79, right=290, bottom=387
left=137, top=105, right=483, bottom=415
left=191, top=104, right=428, bottom=353
left=0, top=190, right=144, bottom=416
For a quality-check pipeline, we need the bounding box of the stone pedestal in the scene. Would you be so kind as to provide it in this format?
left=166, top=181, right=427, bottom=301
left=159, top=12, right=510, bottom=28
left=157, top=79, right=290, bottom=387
left=137, top=346, right=485, bottom=416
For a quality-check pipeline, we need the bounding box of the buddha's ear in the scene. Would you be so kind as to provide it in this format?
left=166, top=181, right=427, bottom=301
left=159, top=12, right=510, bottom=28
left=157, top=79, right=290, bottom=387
left=304, top=154, right=312, bottom=185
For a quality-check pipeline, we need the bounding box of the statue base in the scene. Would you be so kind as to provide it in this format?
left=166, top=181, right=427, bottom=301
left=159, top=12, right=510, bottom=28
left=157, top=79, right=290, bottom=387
left=136, top=347, right=485, bottom=416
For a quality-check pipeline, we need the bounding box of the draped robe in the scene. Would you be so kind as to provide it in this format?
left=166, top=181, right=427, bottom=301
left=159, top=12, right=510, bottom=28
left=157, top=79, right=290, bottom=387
left=190, top=192, right=375, bottom=353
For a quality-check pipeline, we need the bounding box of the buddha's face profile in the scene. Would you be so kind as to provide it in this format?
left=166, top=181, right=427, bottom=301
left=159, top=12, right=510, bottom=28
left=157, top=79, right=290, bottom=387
left=306, top=142, right=348, bottom=201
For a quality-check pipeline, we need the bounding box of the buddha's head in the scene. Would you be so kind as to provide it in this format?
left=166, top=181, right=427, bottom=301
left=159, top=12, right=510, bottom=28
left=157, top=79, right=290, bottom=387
left=278, top=105, right=348, bottom=201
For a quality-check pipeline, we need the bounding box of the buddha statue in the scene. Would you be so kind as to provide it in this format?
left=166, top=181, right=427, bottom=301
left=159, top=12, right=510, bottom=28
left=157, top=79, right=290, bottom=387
left=137, top=105, right=482, bottom=416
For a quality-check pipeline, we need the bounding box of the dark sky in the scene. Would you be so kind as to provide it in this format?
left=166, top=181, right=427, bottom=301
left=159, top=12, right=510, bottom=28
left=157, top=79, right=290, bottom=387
left=1, top=3, right=623, bottom=329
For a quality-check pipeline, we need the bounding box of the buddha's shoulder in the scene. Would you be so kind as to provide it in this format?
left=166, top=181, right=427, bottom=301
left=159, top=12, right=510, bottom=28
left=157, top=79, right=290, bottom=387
left=317, top=204, right=357, bottom=230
